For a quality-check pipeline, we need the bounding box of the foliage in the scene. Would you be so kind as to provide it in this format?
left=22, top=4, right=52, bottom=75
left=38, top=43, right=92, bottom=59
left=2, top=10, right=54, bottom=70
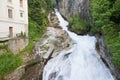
left=45, top=0, right=55, bottom=10
left=20, top=31, right=26, bottom=38
left=0, top=52, right=22, bottom=75
left=69, top=15, right=89, bottom=35
left=0, top=44, right=8, bottom=50
left=90, top=0, right=120, bottom=69
left=29, top=17, right=44, bottom=42
left=28, top=0, right=49, bottom=26
left=28, top=0, right=54, bottom=42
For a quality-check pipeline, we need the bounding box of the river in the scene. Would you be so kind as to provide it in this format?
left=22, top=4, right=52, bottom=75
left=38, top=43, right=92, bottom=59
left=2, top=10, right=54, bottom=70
left=42, top=9, right=114, bottom=80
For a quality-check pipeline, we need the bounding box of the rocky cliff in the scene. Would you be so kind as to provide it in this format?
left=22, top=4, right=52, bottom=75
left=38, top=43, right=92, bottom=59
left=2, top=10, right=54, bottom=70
left=56, top=0, right=91, bottom=22
left=22, top=11, right=72, bottom=80
left=95, top=34, right=120, bottom=80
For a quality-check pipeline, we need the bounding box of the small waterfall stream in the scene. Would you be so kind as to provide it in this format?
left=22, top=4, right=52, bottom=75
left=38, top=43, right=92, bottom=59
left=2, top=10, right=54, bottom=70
left=42, top=10, right=114, bottom=80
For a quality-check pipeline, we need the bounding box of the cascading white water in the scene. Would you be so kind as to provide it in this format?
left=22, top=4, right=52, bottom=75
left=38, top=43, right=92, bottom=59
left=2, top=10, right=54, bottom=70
left=42, top=10, right=115, bottom=80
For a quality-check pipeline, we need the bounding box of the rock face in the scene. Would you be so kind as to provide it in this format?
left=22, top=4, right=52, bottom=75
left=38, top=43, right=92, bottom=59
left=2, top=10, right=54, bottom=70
left=21, top=11, right=72, bottom=80
left=95, top=34, right=120, bottom=80
left=34, top=11, right=71, bottom=59
left=56, top=0, right=91, bottom=22
left=48, top=12, right=60, bottom=28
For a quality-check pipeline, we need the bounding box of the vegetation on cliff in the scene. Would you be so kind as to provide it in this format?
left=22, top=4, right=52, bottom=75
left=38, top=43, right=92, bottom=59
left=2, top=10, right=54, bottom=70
left=90, top=0, right=120, bottom=69
left=0, top=45, right=23, bottom=77
left=69, top=15, right=89, bottom=35
left=22, top=0, right=54, bottom=53
left=0, top=52, right=22, bottom=75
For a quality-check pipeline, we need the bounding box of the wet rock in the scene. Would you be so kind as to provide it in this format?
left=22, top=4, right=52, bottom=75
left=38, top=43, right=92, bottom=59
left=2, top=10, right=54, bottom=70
left=48, top=11, right=61, bottom=28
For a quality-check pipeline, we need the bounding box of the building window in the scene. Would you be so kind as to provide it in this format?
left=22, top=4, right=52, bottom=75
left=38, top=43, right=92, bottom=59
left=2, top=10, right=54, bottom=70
left=8, top=0, right=12, bottom=3
left=20, top=0, right=23, bottom=7
left=8, top=9, right=13, bottom=18
left=20, top=12, right=23, bottom=18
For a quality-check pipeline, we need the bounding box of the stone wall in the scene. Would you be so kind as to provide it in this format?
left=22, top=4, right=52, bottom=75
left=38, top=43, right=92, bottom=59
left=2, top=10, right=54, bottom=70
left=8, top=38, right=28, bottom=54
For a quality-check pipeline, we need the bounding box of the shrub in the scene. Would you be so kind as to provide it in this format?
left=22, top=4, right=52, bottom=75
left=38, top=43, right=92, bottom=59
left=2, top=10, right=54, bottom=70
left=69, top=15, right=89, bottom=35
left=0, top=52, right=23, bottom=75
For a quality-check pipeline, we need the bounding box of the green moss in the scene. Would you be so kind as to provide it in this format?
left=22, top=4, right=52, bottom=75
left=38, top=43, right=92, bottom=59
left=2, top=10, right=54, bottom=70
left=0, top=52, right=23, bottom=75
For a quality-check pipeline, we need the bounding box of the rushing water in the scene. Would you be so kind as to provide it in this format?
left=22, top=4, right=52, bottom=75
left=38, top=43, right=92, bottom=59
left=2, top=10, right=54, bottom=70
left=42, top=10, right=115, bottom=80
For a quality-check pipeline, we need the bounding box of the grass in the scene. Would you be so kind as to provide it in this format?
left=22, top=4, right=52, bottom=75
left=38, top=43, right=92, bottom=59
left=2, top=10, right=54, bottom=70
left=19, top=42, right=34, bottom=55
left=0, top=52, right=23, bottom=75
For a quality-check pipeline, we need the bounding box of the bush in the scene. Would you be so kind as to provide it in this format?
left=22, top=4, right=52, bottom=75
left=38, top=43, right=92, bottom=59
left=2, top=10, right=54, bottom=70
left=104, top=27, right=120, bottom=69
left=69, top=15, right=90, bottom=35
left=0, top=52, right=23, bottom=75
left=0, top=44, right=8, bottom=50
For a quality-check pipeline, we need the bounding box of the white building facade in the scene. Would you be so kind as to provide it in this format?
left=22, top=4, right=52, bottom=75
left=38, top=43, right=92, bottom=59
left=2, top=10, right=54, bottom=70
left=0, top=0, right=28, bottom=38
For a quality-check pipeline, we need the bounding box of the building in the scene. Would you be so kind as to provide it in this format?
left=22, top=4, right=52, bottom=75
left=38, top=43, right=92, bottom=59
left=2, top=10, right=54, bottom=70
left=0, top=0, right=28, bottom=38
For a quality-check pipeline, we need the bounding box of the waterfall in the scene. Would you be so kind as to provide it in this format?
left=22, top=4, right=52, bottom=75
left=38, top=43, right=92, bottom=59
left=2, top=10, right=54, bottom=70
left=42, top=10, right=115, bottom=80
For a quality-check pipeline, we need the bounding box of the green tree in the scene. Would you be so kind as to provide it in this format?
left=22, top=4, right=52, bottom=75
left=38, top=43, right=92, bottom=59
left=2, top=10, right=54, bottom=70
left=90, top=0, right=120, bottom=69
